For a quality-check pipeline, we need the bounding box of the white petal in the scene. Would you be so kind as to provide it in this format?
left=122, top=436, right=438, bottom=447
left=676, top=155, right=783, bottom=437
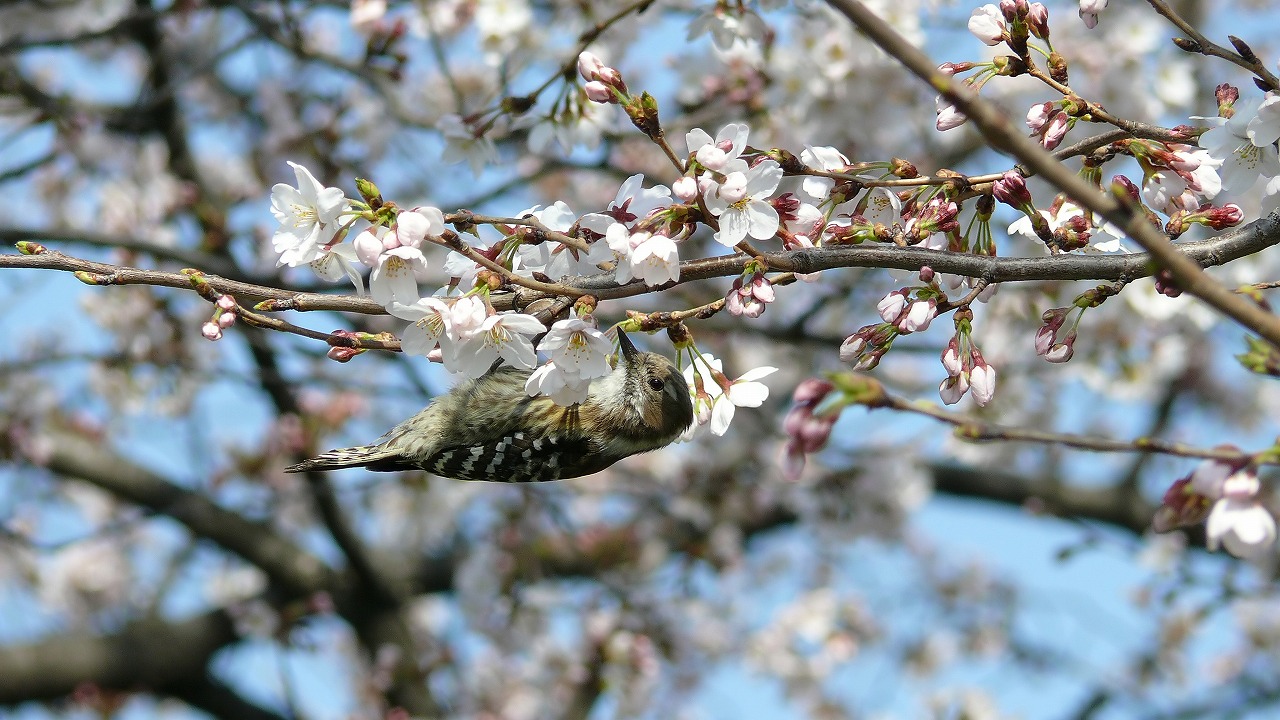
left=727, top=381, right=769, bottom=407
left=744, top=201, right=780, bottom=240
left=710, top=397, right=735, bottom=435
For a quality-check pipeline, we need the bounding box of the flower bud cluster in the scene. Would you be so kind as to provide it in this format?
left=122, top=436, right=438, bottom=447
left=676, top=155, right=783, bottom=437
left=726, top=268, right=775, bottom=318
left=201, top=294, right=238, bottom=342
left=1034, top=306, right=1077, bottom=363
left=781, top=378, right=840, bottom=481
left=938, top=313, right=996, bottom=406
left=578, top=52, right=628, bottom=104
left=1026, top=101, right=1072, bottom=150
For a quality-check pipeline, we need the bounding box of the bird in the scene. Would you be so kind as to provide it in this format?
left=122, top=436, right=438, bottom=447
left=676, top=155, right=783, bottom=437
left=284, top=330, right=694, bottom=482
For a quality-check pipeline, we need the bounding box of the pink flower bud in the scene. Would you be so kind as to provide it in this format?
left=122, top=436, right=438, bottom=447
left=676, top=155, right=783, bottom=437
left=201, top=322, right=222, bottom=341
left=717, top=172, right=748, bottom=203
left=798, top=414, right=836, bottom=451
left=216, top=294, right=236, bottom=311
left=839, top=334, right=867, bottom=363
left=328, top=346, right=360, bottom=362
left=938, top=62, right=976, bottom=76
left=968, top=4, right=1006, bottom=45
left=1189, top=454, right=1246, bottom=498
left=583, top=81, right=614, bottom=104
left=939, top=375, right=969, bottom=405
left=1034, top=324, right=1056, bottom=356
left=216, top=312, right=236, bottom=329
left=936, top=97, right=967, bottom=131
left=969, top=363, right=996, bottom=406
left=353, top=228, right=384, bottom=267
left=877, top=290, right=908, bottom=323
left=782, top=441, right=807, bottom=481
left=899, top=299, right=936, bottom=333
left=1041, top=112, right=1070, bottom=149
left=793, top=378, right=836, bottom=405
left=853, top=349, right=884, bottom=371
left=577, top=51, right=606, bottom=81
left=395, top=210, right=432, bottom=248
left=992, top=170, right=1032, bottom=208
left=1044, top=336, right=1075, bottom=363
left=1203, top=203, right=1243, bottom=229
left=1027, top=2, right=1049, bottom=38
left=1078, top=0, right=1108, bottom=29
left=1026, top=102, right=1053, bottom=132
left=751, top=274, right=775, bottom=303
left=697, top=144, right=730, bottom=172
left=941, top=338, right=963, bottom=376
left=673, top=176, right=698, bottom=202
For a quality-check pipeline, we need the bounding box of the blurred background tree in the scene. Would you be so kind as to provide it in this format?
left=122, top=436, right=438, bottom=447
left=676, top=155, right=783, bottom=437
left=3, top=1, right=1280, bottom=718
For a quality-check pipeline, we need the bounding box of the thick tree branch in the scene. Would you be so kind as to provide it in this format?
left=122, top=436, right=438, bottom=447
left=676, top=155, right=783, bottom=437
left=162, top=671, right=290, bottom=720
left=0, top=609, right=236, bottom=704
left=22, top=428, right=335, bottom=598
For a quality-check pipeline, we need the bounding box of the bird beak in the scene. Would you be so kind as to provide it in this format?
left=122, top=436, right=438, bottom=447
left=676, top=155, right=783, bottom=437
left=618, top=329, right=640, bottom=362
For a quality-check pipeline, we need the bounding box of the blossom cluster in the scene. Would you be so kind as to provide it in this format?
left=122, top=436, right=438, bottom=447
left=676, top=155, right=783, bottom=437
left=258, top=18, right=1269, bottom=500
left=942, top=2, right=1243, bottom=253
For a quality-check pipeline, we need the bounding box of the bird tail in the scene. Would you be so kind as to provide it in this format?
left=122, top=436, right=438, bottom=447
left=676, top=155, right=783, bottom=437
left=283, top=444, right=413, bottom=473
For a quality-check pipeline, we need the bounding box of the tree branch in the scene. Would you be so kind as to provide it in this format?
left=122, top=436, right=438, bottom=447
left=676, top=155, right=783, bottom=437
left=0, top=609, right=236, bottom=705
left=824, top=0, right=1280, bottom=348
left=21, top=428, right=335, bottom=598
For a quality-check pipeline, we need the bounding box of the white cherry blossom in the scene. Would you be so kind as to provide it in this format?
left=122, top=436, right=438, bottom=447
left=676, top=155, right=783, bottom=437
left=390, top=296, right=455, bottom=359
left=686, top=123, right=749, bottom=173
left=455, top=313, right=545, bottom=377
left=309, top=243, right=364, bottom=294
left=525, top=360, right=592, bottom=406
left=704, top=159, right=782, bottom=247
left=537, top=315, right=612, bottom=380
left=270, top=161, right=348, bottom=267
left=1198, top=98, right=1280, bottom=195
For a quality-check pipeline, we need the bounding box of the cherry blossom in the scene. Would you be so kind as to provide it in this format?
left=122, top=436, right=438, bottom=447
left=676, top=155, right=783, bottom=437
left=1247, top=92, right=1280, bottom=147
left=686, top=6, right=766, bottom=52
left=1078, top=0, right=1108, bottom=28
left=798, top=145, right=850, bottom=203
left=1008, top=200, right=1127, bottom=253
left=579, top=174, right=672, bottom=234
left=1197, top=97, right=1280, bottom=196
left=517, top=202, right=611, bottom=278
left=686, top=123, right=749, bottom=173
left=684, top=353, right=777, bottom=437
left=309, top=243, right=364, bottom=293
left=390, top=296, right=455, bottom=359
left=967, top=4, right=1006, bottom=45
left=1204, top=469, right=1277, bottom=560
left=527, top=100, right=613, bottom=154
left=537, top=315, right=613, bottom=380
left=524, top=360, right=591, bottom=406
left=269, top=161, right=348, bottom=267
left=455, top=313, right=545, bottom=377
left=935, top=96, right=967, bottom=131
left=704, top=159, right=783, bottom=247
left=607, top=225, right=680, bottom=286
left=438, top=114, right=499, bottom=176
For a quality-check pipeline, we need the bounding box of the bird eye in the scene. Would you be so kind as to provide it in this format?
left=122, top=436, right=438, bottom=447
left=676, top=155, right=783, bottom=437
left=647, top=377, right=664, bottom=391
